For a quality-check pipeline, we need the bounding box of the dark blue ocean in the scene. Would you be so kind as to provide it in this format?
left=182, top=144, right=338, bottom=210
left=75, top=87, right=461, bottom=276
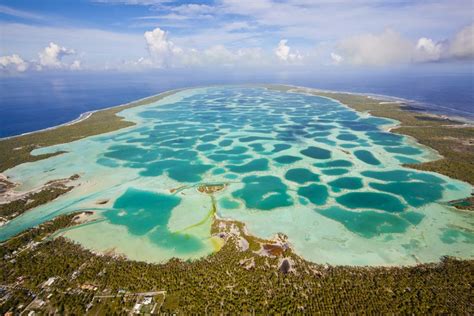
left=1, top=69, right=473, bottom=138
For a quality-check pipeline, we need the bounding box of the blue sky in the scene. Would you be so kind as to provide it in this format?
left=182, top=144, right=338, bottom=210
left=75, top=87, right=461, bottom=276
left=0, top=0, right=473, bottom=73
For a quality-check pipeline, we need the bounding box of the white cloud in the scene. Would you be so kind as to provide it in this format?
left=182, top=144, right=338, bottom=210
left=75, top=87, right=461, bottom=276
left=236, top=47, right=265, bottom=65
left=335, top=29, right=412, bottom=66
left=38, top=42, right=75, bottom=69
left=70, top=60, right=82, bottom=71
left=1, top=42, right=82, bottom=73
left=203, top=45, right=236, bottom=66
left=448, top=23, right=474, bottom=59
left=330, top=52, right=343, bottom=65
left=0, top=23, right=145, bottom=67
left=137, top=27, right=271, bottom=69
left=0, top=54, right=29, bottom=73
left=274, top=39, right=302, bottom=62
left=144, top=27, right=182, bottom=68
left=415, top=37, right=442, bottom=62
left=334, top=24, right=474, bottom=66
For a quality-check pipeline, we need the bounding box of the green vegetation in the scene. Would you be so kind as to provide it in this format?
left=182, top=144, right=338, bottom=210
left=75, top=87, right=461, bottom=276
left=1, top=214, right=472, bottom=314
left=0, top=90, right=180, bottom=172
left=0, top=174, right=79, bottom=222
left=0, top=186, right=73, bottom=221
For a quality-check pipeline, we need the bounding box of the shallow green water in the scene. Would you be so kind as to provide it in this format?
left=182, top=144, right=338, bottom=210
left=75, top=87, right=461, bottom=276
left=1, top=86, right=472, bottom=265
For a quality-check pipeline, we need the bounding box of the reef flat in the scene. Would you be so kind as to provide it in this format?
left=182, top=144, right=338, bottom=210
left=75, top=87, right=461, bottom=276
left=265, top=84, right=474, bottom=186
left=1, top=85, right=472, bottom=266
left=0, top=85, right=473, bottom=313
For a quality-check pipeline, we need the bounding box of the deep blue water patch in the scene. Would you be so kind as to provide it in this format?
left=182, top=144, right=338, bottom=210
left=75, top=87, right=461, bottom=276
left=314, top=160, right=353, bottom=168
left=328, top=177, right=364, bottom=192
left=354, top=150, right=381, bottom=165
left=271, top=144, right=291, bottom=153
left=232, top=175, right=293, bottom=210
left=321, top=168, right=349, bottom=176
left=394, top=155, right=420, bottom=164
left=336, top=192, right=406, bottom=212
left=361, top=170, right=445, bottom=184
left=274, top=155, right=303, bottom=164
left=226, top=158, right=269, bottom=173
left=297, top=184, right=328, bottom=205
left=196, top=144, right=217, bottom=151
left=317, top=207, right=410, bottom=238
left=300, top=146, right=331, bottom=160
left=139, top=159, right=212, bottom=182
left=369, top=181, right=443, bottom=207
left=384, top=146, right=422, bottom=155
left=337, top=133, right=359, bottom=141
left=285, top=168, right=320, bottom=184
left=105, top=188, right=203, bottom=252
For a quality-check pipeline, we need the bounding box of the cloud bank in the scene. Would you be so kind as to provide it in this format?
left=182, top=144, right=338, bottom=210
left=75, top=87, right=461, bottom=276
left=0, top=42, right=81, bottom=73
left=333, top=24, right=474, bottom=66
left=0, top=54, right=29, bottom=73
left=274, top=40, right=302, bottom=63
left=1, top=22, right=473, bottom=74
left=38, top=42, right=80, bottom=70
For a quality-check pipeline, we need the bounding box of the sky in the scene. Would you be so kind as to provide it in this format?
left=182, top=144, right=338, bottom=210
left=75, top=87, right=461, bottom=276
left=0, top=0, right=473, bottom=74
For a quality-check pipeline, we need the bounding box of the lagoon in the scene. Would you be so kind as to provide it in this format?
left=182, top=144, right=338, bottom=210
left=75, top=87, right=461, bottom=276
left=1, top=86, right=472, bottom=266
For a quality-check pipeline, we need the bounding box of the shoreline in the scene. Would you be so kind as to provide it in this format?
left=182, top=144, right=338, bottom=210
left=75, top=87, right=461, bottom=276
left=2, top=84, right=473, bottom=141
left=0, top=111, right=93, bottom=141
left=0, top=91, right=175, bottom=141
left=0, top=88, right=184, bottom=173
left=274, top=84, right=474, bottom=124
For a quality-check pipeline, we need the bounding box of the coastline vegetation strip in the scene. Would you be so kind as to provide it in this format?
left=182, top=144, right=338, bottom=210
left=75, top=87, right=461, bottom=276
left=0, top=89, right=180, bottom=173
left=1, top=213, right=472, bottom=314
left=0, top=185, right=73, bottom=222
left=263, top=84, right=474, bottom=187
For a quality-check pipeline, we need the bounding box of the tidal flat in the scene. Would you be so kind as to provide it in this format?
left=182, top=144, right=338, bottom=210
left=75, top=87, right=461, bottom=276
left=0, top=86, right=473, bottom=266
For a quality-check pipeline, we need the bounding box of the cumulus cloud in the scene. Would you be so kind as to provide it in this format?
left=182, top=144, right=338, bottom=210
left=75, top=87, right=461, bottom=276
left=330, top=52, right=343, bottom=65
left=335, top=29, right=412, bottom=66
left=38, top=42, right=78, bottom=69
left=0, top=54, right=29, bottom=73
left=415, top=37, right=442, bottom=62
left=137, top=27, right=271, bottom=69
left=1, top=42, right=82, bottom=73
left=274, top=39, right=302, bottom=62
left=70, top=60, right=82, bottom=71
left=203, top=45, right=236, bottom=65
left=143, top=27, right=184, bottom=67
left=448, top=23, right=474, bottom=59
left=334, top=24, right=474, bottom=66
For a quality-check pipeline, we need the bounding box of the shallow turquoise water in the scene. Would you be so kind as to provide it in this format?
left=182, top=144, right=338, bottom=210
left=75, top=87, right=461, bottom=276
left=1, top=86, right=472, bottom=265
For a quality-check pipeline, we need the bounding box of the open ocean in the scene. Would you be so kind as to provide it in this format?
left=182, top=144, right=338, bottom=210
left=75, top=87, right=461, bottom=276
left=0, top=70, right=473, bottom=138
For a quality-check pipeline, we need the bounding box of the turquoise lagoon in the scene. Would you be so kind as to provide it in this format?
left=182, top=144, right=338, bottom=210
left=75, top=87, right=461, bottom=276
left=1, top=86, right=473, bottom=266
